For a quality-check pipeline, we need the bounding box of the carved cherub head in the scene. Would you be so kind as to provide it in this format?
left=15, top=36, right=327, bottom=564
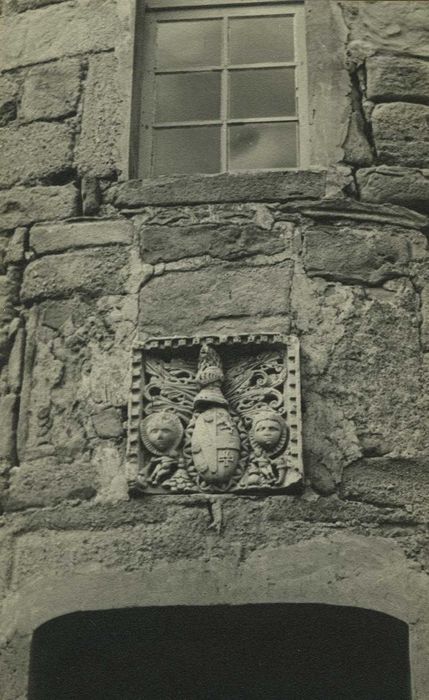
left=140, top=411, right=183, bottom=455
left=250, top=409, right=288, bottom=456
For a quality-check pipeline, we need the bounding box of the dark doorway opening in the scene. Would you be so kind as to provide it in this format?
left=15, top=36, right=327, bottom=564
left=29, top=603, right=411, bottom=700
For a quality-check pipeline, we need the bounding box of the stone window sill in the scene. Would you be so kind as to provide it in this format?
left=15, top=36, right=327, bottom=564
left=112, top=170, right=327, bottom=208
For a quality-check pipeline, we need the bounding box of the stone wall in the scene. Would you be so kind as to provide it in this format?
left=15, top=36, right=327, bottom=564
left=0, top=1, right=428, bottom=698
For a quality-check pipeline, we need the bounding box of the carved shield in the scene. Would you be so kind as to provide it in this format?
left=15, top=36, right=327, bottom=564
left=191, top=407, right=240, bottom=485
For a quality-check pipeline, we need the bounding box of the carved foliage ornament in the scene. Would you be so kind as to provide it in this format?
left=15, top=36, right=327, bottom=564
left=127, top=334, right=303, bottom=495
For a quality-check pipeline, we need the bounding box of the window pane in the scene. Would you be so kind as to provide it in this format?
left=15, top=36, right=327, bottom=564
left=157, top=20, right=222, bottom=69
left=230, top=68, right=295, bottom=119
left=155, top=72, right=221, bottom=122
left=153, top=126, right=220, bottom=175
left=229, top=122, right=297, bottom=170
left=229, top=16, right=294, bottom=65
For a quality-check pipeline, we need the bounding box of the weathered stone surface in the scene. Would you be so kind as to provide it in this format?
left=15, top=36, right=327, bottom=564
left=30, top=219, right=133, bottom=256
left=304, top=223, right=426, bottom=285
left=310, top=464, right=337, bottom=496
left=0, top=492, right=408, bottom=535
left=0, top=531, right=13, bottom=601
left=16, top=296, right=136, bottom=478
left=139, top=263, right=293, bottom=336
left=0, top=0, right=120, bottom=70
left=138, top=222, right=287, bottom=264
left=292, top=273, right=428, bottom=484
left=297, top=197, right=428, bottom=231
left=341, top=457, right=429, bottom=509
left=366, top=54, right=429, bottom=103
left=0, top=634, right=30, bottom=700
left=357, top=166, right=429, bottom=214
left=343, top=1, right=429, bottom=59
left=92, top=408, right=123, bottom=439
left=10, top=513, right=210, bottom=584
left=6, top=0, right=70, bottom=11
left=371, top=103, right=429, bottom=168
left=113, top=171, right=326, bottom=207
left=0, top=270, right=21, bottom=366
left=343, top=111, right=374, bottom=167
left=7, top=326, right=25, bottom=394
left=0, top=394, right=17, bottom=462
left=81, top=175, right=101, bottom=216
left=6, top=458, right=97, bottom=509
left=0, top=122, right=73, bottom=188
left=0, top=74, right=17, bottom=126
left=0, top=237, right=9, bottom=275
left=0, top=184, right=78, bottom=232
left=20, top=58, right=81, bottom=122
left=4, top=228, right=26, bottom=266
left=75, top=52, right=122, bottom=177
left=21, top=246, right=130, bottom=301
left=421, top=283, right=429, bottom=351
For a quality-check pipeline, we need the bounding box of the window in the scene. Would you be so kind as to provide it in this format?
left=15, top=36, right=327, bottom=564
left=135, top=1, right=309, bottom=177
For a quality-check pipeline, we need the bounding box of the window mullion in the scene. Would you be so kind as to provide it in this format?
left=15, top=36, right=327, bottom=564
left=220, top=14, right=228, bottom=173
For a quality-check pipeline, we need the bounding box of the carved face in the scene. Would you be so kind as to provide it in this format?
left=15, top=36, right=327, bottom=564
left=147, top=421, right=176, bottom=451
left=141, top=411, right=183, bottom=454
left=253, top=419, right=282, bottom=448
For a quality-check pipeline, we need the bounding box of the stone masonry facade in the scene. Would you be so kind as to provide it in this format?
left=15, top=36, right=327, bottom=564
left=0, top=1, right=428, bottom=697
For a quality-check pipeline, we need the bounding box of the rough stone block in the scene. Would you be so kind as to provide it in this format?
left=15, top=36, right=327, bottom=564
left=138, top=223, right=286, bottom=265
left=30, top=219, right=133, bottom=255
left=75, top=52, right=121, bottom=177
left=0, top=0, right=120, bottom=70
left=81, top=176, right=101, bottom=216
left=21, top=246, right=130, bottom=301
left=343, top=1, right=429, bottom=59
left=0, top=531, right=13, bottom=600
left=7, top=326, right=25, bottom=393
left=20, top=58, right=81, bottom=122
left=304, top=223, right=426, bottom=285
left=0, top=634, right=30, bottom=700
left=139, top=263, right=293, bottom=336
left=11, top=512, right=209, bottom=583
left=15, top=295, right=135, bottom=478
left=5, top=228, right=26, bottom=265
left=114, top=171, right=326, bottom=207
left=357, top=166, right=429, bottom=214
left=0, top=269, right=20, bottom=308
left=0, top=237, right=9, bottom=275
left=372, top=103, right=429, bottom=168
left=341, top=457, right=429, bottom=509
left=92, top=408, right=123, bottom=439
left=293, top=273, right=427, bottom=481
left=421, top=284, right=429, bottom=352
left=0, top=122, right=73, bottom=188
left=6, top=458, right=97, bottom=509
left=366, top=54, right=429, bottom=103
left=0, top=394, right=17, bottom=462
left=0, top=74, right=17, bottom=126
left=343, top=112, right=374, bottom=168
left=8, top=0, right=70, bottom=11
left=0, top=184, right=78, bottom=232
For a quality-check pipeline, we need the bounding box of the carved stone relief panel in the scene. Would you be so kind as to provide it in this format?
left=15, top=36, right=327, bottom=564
left=127, top=334, right=303, bottom=495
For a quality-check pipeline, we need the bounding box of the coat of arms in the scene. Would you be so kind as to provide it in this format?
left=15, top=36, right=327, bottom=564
left=127, top=334, right=303, bottom=495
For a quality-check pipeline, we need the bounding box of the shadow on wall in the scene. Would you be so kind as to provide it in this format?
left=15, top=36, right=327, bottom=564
left=28, top=603, right=411, bottom=700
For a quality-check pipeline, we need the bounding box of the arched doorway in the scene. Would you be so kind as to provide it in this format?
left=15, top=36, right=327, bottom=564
left=28, top=603, right=411, bottom=700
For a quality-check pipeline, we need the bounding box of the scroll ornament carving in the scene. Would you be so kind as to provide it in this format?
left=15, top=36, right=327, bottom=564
left=129, top=335, right=303, bottom=495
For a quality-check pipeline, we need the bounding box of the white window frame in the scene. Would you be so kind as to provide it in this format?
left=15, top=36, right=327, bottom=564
left=136, top=0, right=309, bottom=177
